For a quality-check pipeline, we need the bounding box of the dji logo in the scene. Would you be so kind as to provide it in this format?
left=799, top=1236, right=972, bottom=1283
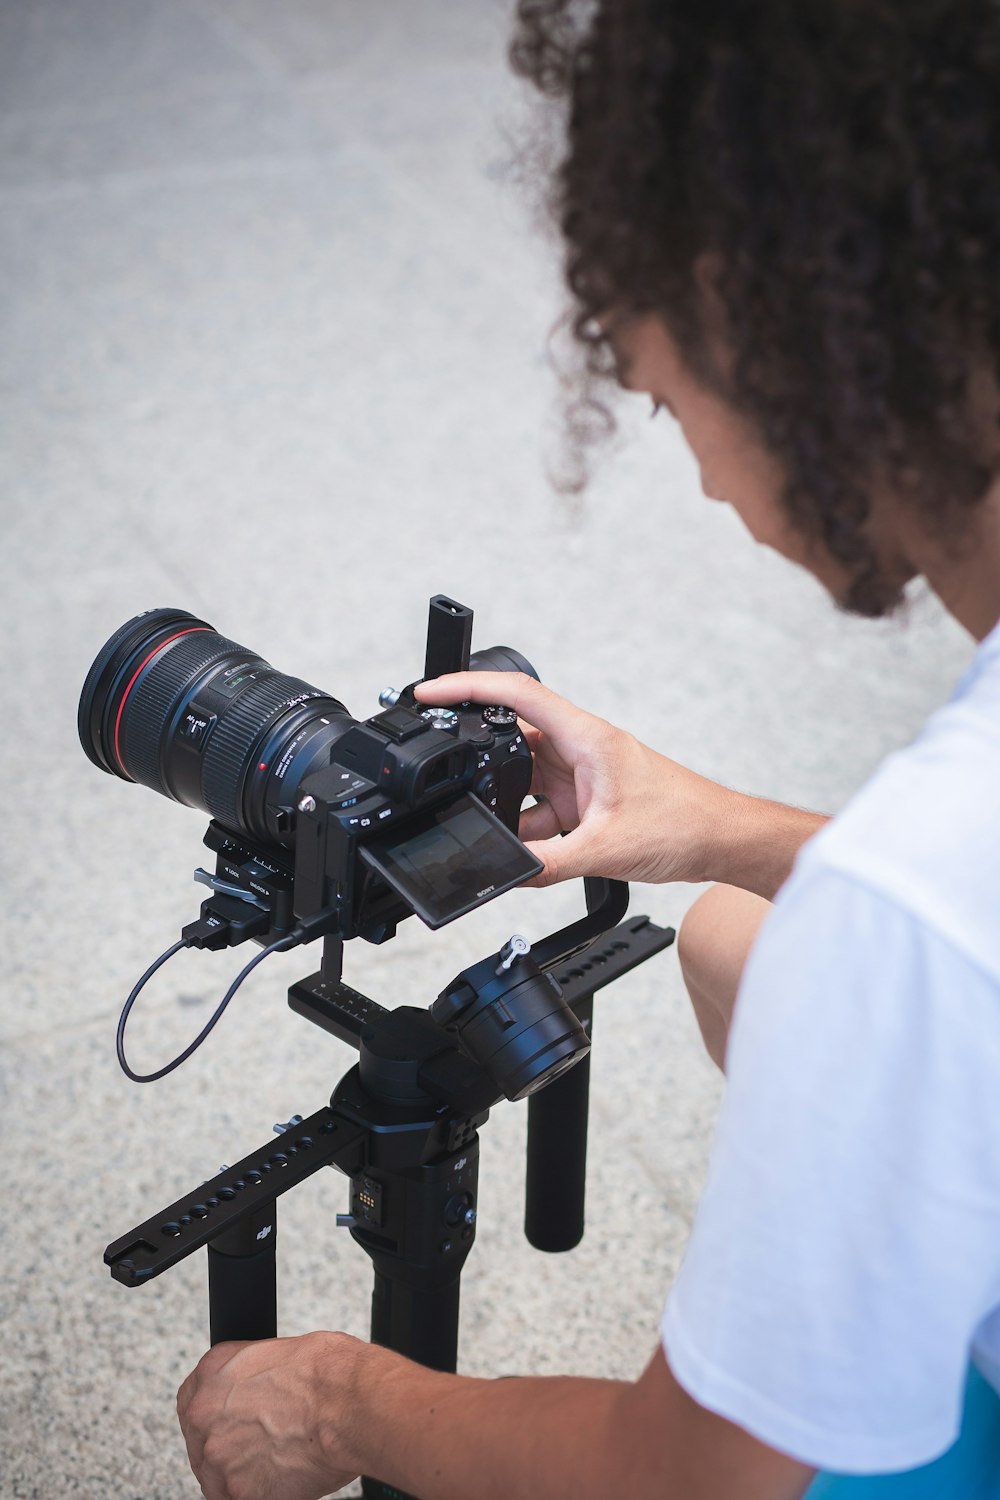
left=256, top=1224, right=273, bottom=1242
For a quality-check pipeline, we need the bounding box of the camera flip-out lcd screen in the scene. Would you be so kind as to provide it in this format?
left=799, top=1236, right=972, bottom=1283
left=359, top=793, right=543, bottom=929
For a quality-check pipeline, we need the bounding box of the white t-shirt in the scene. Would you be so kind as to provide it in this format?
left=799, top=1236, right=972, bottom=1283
left=661, top=617, right=1000, bottom=1475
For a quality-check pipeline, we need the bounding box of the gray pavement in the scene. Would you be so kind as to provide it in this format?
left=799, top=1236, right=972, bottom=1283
left=0, top=3, right=975, bottom=1496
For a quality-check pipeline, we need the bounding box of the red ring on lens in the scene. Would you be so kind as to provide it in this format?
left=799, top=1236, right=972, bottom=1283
left=113, top=627, right=211, bottom=775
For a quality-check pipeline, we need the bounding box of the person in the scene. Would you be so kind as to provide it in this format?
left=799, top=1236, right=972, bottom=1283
left=175, top=2, right=1000, bottom=1496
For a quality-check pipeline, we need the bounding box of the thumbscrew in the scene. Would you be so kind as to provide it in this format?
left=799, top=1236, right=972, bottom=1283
left=496, top=935, right=530, bottom=976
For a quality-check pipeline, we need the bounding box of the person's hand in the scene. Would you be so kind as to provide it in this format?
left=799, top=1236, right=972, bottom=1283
left=176, top=1332, right=361, bottom=1500
left=414, top=672, right=736, bottom=888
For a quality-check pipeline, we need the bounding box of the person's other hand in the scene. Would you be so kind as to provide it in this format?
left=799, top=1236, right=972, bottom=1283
left=414, top=672, right=734, bottom=888
left=176, top=1332, right=360, bottom=1500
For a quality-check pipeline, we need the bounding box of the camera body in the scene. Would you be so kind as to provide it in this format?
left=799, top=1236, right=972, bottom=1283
left=79, top=596, right=541, bottom=948
left=291, top=697, right=536, bottom=941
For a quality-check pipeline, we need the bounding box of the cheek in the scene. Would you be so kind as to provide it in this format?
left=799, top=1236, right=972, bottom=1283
left=724, top=484, right=850, bottom=594
left=723, top=490, right=785, bottom=548
left=698, top=462, right=812, bottom=567
left=693, top=454, right=782, bottom=545
left=670, top=386, right=813, bottom=558
left=684, top=424, right=792, bottom=549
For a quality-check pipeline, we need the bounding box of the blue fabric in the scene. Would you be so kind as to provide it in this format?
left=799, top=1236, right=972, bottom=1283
left=805, top=1367, right=1000, bottom=1499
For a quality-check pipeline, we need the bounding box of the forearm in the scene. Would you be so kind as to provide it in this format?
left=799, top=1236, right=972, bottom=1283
left=320, top=1336, right=812, bottom=1500
left=330, top=1341, right=627, bottom=1500
left=705, top=790, right=828, bottom=900
left=175, top=1331, right=813, bottom=1500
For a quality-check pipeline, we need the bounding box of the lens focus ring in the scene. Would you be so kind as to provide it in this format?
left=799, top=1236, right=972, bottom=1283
left=120, top=632, right=242, bottom=794
left=201, top=673, right=322, bottom=830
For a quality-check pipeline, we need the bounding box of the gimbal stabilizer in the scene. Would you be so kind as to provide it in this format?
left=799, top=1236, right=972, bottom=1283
left=105, top=889, right=674, bottom=1500
left=90, top=592, right=676, bottom=1499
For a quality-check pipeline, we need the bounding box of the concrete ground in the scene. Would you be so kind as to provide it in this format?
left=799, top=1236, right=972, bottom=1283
left=0, top=2, right=975, bottom=1496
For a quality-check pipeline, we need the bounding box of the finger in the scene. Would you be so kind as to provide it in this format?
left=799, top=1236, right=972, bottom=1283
left=193, top=1341, right=245, bottom=1384
left=177, top=1341, right=247, bottom=1430
left=197, top=1465, right=229, bottom=1500
left=414, top=672, right=588, bottom=743
left=176, top=1369, right=199, bottom=1423
left=527, top=825, right=607, bottom=888
left=206, top=1339, right=250, bottom=1361
left=177, top=1391, right=206, bottom=1477
left=528, top=757, right=546, bottom=797
left=518, top=800, right=564, bottom=843
left=520, top=840, right=562, bottom=888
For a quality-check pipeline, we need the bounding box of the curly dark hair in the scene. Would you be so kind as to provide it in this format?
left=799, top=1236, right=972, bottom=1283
left=510, top=0, right=1000, bottom=615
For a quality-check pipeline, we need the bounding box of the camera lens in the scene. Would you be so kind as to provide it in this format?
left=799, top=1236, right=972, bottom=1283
left=78, top=609, right=354, bottom=847
left=468, top=645, right=538, bottom=679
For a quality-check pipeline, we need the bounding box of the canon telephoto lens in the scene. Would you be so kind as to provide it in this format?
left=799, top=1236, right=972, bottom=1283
left=78, top=609, right=354, bottom=847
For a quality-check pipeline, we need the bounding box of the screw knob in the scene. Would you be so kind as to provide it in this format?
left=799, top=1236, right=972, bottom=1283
left=496, top=934, right=530, bottom=974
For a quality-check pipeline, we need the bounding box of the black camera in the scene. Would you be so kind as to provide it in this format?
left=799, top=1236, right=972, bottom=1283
left=79, top=595, right=544, bottom=945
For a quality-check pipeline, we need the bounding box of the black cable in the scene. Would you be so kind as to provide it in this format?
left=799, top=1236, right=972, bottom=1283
left=116, top=931, right=300, bottom=1084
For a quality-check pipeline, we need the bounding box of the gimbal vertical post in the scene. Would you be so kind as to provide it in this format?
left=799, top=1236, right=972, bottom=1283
left=370, top=1258, right=463, bottom=1374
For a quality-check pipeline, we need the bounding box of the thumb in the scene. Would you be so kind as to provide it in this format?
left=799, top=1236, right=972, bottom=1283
left=523, top=825, right=604, bottom=888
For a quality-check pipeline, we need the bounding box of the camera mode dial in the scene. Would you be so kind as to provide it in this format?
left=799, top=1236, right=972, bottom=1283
left=482, top=705, right=518, bottom=732
left=420, top=707, right=460, bottom=734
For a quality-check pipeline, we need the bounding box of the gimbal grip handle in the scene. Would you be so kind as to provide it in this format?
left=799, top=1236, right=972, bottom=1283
left=207, top=1207, right=278, bottom=1345
left=523, top=880, right=626, bottom=1252
left=524, top=999, right=592, bottom=1253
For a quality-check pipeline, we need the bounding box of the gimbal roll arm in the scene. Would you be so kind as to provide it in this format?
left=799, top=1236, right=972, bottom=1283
left=530, top=874, right=630, bottom=971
